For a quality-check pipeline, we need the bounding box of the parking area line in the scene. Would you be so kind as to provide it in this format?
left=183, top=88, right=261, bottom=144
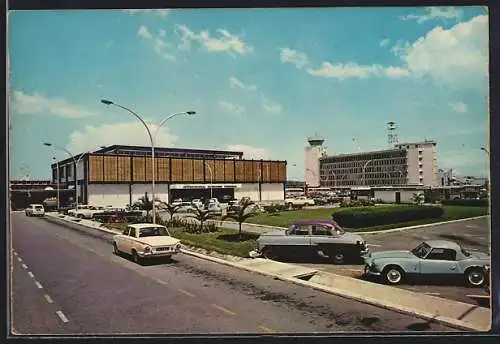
left=17, top=257, right=22, bottom=262
left=27, top=271, right=34, bottom=278
left=178, top=288, right=196, bottom=298
left=56, top=310, right=69, bottom=323
left=21, top=264, right=28, bottom=269
left=211, top=303, right=236, bottom=316
left=467, top=294, right=490, bottom=299
left=35, top=281, right=43, bottom=289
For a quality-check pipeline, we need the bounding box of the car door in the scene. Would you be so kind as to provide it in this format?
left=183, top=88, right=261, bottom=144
left=125, top=227, right=138, bottom=254
left=310, top=224, right=334, bottom=257
left=419, top=248, right=459, bottom=277
left=286, top=224, right=312, bottom=258
left=116, top=227, right=130, bottom=252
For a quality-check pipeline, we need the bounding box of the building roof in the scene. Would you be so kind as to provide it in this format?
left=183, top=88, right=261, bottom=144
left=395, top=140, right=437, bottom=147
left=51, top=144, right=245, bottom=167
left=321, top=148, right=406, bottom=160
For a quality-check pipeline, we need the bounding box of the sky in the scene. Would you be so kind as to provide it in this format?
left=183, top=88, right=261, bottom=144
left=8, top=6, right=489, bottom=180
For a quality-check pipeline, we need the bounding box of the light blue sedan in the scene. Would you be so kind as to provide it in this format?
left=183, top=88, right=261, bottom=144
left=363, top=240, right=490, bottom=287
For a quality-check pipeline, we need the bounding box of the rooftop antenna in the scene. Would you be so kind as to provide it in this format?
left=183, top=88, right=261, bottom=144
left=387, top=121, right=399, bottom=147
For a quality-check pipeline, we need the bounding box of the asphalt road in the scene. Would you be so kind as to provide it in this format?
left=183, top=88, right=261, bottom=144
left=299, top=217, right=490, bottom=306
left=10, top=213, right=457, bottom=335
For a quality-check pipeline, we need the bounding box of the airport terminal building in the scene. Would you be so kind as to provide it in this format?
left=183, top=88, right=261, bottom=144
left=50, top=145, right=287, bottom=207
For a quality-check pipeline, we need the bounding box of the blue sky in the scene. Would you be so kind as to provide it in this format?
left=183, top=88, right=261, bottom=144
left=8, top=6, right=489, bottom=180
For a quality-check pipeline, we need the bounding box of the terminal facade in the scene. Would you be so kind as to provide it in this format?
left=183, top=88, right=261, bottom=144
left=50, top=145, right=287, bottom=207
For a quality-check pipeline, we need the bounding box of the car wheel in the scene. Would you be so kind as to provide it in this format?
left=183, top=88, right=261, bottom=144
left=262, top=247, right=279, bottom=260
left=466, top=268, right=485, bottom=287
left=331, top=252, right=345, bottom=265
left=132, top=250, right=142, bottom=265
left=383, top=266, right=404, bottom=285
left=113, top=242, right=120, bottom=255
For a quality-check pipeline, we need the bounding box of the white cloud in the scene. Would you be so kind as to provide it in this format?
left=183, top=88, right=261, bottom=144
left=123, top=9, right=170, bottom=18
left=279, top=48, right=309, bottom=69
left=12, top=90, right=97, bottom=118
left=261, top=95, right=282, bottom=114
left=175, top=25, right=253, bottom=56
left=379, top=38, right=390, bottom=47
left=449, top=102, right=468, bottom=114
left=229, top=76, right=256, bottom=91
left=218, top=100, right=245, bottom=115
left=137, top=25, right=152, bottom=39
left=223, top=144, right=271, bottom=160
left=67, top=121, right=178, bottom=153
left=400, top=7, right=463, bottom=24
left=392, top=15, right=488, bottom=85
left=307, top=62, right=409, bottom=80
left=138, top=25, right=175, bottom=61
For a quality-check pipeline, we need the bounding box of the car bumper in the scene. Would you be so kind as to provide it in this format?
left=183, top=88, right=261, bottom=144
left=363, top=264, right=381, bottom=277
left=138, top=249, right=180, bottom=258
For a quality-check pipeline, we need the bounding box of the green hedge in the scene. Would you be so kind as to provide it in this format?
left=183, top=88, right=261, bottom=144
left=441, top=199, right=489, bottom=207
left=332, top=205, right=444, bottom=228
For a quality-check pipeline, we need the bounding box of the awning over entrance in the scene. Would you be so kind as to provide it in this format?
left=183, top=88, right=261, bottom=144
left=170, top=184, right=242, bottom=189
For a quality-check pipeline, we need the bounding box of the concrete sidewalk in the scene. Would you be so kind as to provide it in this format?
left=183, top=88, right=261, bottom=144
left=41, top=212, right=491, bottom=332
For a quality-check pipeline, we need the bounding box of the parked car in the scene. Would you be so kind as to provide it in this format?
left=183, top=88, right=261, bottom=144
left=284, top=196, right=315, bottom=208
left=191, top=199, right=203, bottom=209
left=313, top=197, right=328, bottom=206
left=112, top=223, right=182, bottom=264
left=67, top=205, right=91, bottom=217
left=25, top=204, right=45, bottom=217
left=363, top=240, right=491, bottom=286
left=171, top=199, right=183, bottom=207
left=252, top=220, right=367, bottom=264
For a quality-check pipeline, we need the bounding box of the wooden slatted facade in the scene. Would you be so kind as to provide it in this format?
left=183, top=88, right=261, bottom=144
left=87, top=154, right=287, bottom=184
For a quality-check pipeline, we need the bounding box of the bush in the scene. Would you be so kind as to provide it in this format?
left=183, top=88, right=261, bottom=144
left=332, top=205, right=445, bottom=228
left=441, top=199, right=489, bottom=207
left=340, top=199, right=375, bottom=208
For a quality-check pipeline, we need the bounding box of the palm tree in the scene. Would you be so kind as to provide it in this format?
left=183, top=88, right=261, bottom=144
left=222, top=198, right=257, bottom=240
left=138, top=192, right=153, bottom=222
left=188, top=207, right=215, bottom=233
left=163, top=202, right=182, bottom=227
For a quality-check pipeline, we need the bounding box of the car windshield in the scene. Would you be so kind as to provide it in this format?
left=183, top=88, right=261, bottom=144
left=460, top=246, right=471, bottom=257
left=35, top=206, right=43, bottom=210
left=411, top=242, right=432, bottom=258
left=139, top=227, right=170, bottom=237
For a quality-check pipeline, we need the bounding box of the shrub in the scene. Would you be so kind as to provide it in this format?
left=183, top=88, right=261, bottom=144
left=332, top=205, right=445, bottom=228
left=441, top=199, right=489, bottom=207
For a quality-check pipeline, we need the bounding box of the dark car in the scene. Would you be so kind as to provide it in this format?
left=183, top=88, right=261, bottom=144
left=253, top=219, right=368, bottom=264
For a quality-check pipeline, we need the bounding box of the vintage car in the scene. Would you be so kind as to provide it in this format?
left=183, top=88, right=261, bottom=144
left=25, top=204, right=45, bottom=217
left=112, top=223, right=182, bottom=264
left=252, top=220, right=368, bottom=264
left=363, top=240, right=490, bottom=287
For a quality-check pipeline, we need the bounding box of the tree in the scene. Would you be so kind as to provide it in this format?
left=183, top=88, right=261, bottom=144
left=163, top=202, right=182, bottom=227
left=138, top=192, right=153, bottom=222
left=411, top=192, right=425, bottom=205
left=222, top=198, right=258, bottom=240
left=187, top=207, right=215, bottom=233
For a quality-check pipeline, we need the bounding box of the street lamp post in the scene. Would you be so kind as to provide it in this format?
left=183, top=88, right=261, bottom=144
left=53, top=157, right=60, bottom=210
left=44, top=143, right=78, bottom=209
left=205, top=162, right=213, bottom=199
left=361, top=160, right=374, bottom=186
left=101, top=99, right=195, bottom=224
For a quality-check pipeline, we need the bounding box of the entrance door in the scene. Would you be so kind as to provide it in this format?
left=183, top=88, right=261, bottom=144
left=395, top=191, right=401, bottom=204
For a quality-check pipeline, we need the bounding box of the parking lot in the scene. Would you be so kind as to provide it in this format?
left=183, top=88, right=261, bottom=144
left=299, top=217, right=490, bottom=307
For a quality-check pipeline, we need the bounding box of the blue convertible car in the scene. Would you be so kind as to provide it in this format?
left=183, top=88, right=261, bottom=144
left=363, top=240, right=490, bottom=287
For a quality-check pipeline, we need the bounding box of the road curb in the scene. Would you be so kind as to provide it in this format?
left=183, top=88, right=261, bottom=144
left=42, top=213, right=489, bottom=332
left=179, top=250, right=488, bottom=332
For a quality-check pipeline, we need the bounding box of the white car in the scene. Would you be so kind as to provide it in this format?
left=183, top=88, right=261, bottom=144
left=112, top=223, right=182, bottom=264
left=25, top=204, right=45, bottom=217
left=191, top=199, right=203, bottom=209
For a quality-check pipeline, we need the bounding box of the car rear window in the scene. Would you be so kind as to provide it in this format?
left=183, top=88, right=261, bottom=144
left=35, top=206, right=43, bottom=210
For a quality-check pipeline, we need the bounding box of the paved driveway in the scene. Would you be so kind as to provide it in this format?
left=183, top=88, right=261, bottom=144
left=298, top=217, right=490, bottom=307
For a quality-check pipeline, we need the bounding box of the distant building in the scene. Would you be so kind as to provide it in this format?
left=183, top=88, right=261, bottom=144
left=316, top=139, right=439, bottom=188
left=304, top=136, right=327, bottom=187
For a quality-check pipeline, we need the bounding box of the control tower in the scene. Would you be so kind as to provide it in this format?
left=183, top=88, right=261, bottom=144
left=304, top=135, right=326, bottom=187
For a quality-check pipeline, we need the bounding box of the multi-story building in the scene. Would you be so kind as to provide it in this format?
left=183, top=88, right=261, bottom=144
left=50, top=145, right=287, bottom=207
left=315, top=140, right=439, bottom=188
left=304, top=136, right=328, bottom=187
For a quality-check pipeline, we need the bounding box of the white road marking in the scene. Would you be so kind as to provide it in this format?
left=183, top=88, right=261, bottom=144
left=467, top=294, right=490, bottom=299
left=17, top=257, right=22, bottom=262
left=21, top=264, right=28, bottom=269
left=56, top=310, right=69, bottom=323
left=28, top=271, right=34, bottom=278
left=44, top=294, right=54, bottom=304
left=366, top=244, right=382, bottom=247
left=35, top=281, right=43, bottom=289
left=424, top=292, right=441, bottom=296
left=13, top=252, right=18, bottom=256
left=466, top=225, right=479, bottom=229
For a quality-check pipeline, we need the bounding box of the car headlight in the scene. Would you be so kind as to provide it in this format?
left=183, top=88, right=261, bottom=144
left=484, top=265, right=490, bottom=272
left=144, top=246, right=152, bottom=253
left=175, top=243, right=181, bottom=251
